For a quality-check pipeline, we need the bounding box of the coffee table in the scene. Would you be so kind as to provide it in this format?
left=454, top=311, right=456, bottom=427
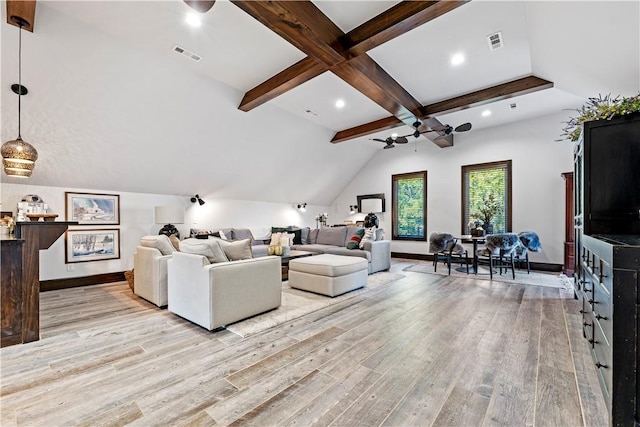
left=280, top=250, right=315, bottom=280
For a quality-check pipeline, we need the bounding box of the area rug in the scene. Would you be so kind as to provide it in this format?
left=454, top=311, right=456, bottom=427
left=404, top=263, right=573, bottom=290
left=225, top=271, right=404, bottom=338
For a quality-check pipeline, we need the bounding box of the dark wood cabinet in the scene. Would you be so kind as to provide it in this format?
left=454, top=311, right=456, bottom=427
left=574, top=112, right=640, bottom=426
left=562, top=172, right=574, bottom=276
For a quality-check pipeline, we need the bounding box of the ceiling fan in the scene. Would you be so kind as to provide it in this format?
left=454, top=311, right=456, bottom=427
left=371, top=135, right=409, bottom=149
left=372, top=120, right=472, bottom=149
left=402, top=120, right=473, bottom=142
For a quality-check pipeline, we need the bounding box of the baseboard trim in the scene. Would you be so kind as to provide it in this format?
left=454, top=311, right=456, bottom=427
left=391, top=252, right=563, bottom=273
left=41, top=272, right=126, bottom=292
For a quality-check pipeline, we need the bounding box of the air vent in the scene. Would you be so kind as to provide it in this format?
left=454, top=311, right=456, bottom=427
left=487, top=31, right=503, bottom=50
left=172, top=45, right=202, bottom=62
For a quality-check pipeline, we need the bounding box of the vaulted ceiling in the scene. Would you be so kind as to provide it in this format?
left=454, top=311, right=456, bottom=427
left=1, top=1, right=638, bottom=204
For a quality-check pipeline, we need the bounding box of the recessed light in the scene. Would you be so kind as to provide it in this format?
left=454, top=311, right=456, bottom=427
left=186, top=13, right=202, bottom=27
left=335, top=99, right=345, bottom=108
left=451, top=53, right=465, bottom=66
left=481, top=110, right=492, bottom=117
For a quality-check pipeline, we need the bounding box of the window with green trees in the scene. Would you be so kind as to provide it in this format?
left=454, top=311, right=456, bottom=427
left=462, top=160, right=512, bottom=234
left=392, top=171, right=427, bottom=240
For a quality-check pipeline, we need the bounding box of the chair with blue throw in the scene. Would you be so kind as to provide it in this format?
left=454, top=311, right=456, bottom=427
left=429, top=232, right=470, bottom=275
left=475, top=232, right=521, bottom=279
left=513, top=231, right=542, bottom=273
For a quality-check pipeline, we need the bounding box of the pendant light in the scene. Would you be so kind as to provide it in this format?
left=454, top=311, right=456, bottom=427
left=1, top=16, right=38, bottom=178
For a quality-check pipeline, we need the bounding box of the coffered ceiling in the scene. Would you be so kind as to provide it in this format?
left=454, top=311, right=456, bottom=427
left=1, top=1, right=638, bottom=203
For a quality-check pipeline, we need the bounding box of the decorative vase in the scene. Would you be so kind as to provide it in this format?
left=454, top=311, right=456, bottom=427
left=483, top=223, right=494, bottom=234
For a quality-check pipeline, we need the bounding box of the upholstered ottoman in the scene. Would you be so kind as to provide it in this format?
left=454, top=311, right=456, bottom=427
left=288, top=254, right=368, bottom=297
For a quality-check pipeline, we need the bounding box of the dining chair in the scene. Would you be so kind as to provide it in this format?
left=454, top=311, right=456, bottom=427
left=429, top=232, right=470, bottom=275
left=513, top=231, right=542, bottom=273
left=475, top=233, right=520, bottom=279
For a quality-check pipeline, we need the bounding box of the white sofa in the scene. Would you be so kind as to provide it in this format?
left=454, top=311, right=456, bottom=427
left=167, top=252, right=282, bottom=330
left=133, top=235, right=177, bottom=307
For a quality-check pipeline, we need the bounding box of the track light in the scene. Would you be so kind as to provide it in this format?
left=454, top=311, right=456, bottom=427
left=297, top=203, right=307, bottom=212
left=190, top=194, right=205, bottom=206
left=349, top=205, right=358, bottom=214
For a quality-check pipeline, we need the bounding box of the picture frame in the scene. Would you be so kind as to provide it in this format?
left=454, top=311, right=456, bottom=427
left=65, top=228, right=120, bottom=263
left=65, top=192, right=120, bottom=225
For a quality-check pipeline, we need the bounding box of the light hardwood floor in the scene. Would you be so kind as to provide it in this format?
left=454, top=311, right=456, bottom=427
left=0, top=260, right=608, bottom=426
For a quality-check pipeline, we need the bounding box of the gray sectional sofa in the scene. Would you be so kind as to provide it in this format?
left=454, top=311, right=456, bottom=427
left=190, top=226, right=391, bottom=274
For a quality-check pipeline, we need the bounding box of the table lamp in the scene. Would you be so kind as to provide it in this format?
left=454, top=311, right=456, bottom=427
left=361, top=198, right=383, bottom=228
left=154, top=206, right=184, bottom=238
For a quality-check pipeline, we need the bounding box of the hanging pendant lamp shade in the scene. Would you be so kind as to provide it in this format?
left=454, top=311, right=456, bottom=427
left=2, top=16, right=38, bottom=178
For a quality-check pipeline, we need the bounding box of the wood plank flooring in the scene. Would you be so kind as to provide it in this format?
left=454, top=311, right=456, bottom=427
left=0, top=260, right=608, bottom=426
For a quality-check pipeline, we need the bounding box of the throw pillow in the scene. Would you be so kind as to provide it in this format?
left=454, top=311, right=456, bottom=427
left=359, top=227, right=375, bottom=249
left=218, top=238, right=253, bottom=261
left=218, top=230, right=228, bottom=240
left=300, top=227, right=310, bottom=244
left=179, top=238, right=229, bottom=263
left=140, top=235, right=176, bottom=256
left=169, top=235, right=180, bottom=251
left=347, top=228, right=365, bottom=249
left=308, top=228, right=319, bottom=244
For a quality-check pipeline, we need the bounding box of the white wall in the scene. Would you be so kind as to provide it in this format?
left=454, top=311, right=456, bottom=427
left=1, top=183, right=328, bottom=281
left=332, top=112, right=576, bottom=265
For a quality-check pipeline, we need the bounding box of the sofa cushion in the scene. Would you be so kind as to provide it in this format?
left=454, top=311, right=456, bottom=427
left=316, top=227, right=348, bottom=247
left=290, top=244, right=335, bottom=254
left=179, top=238, right=229, bottom=263
left=308, top=228, right=319, bottom=244
left=140, top=235, right=176, bottom=256
left=231, top=228, right=253, bottom=241
left=375, top=228, right=385, bottom=241
left=325, top=246, right=371, bottom=262
left=347, top=228, right=365, bottom=249
left=218, top=238, right=253, bottom=261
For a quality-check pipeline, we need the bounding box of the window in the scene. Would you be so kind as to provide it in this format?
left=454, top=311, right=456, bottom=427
left=462, top=160, right=512, bottom=234
left=392, top=171, right=427, bottom=240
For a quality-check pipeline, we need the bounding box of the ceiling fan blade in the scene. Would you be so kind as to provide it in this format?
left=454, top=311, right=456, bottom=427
left=372, top=138, right=387, bottom=143
left=395, top=136, right=408, bottom=144
left=455, top=122, right=472, bottom=132
left=383, top=144, right=395, bottom=149
left=184, top=0, right=216, bottom=13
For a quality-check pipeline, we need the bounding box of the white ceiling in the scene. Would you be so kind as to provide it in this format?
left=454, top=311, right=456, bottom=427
left=1, top=1, right=638, bottom=205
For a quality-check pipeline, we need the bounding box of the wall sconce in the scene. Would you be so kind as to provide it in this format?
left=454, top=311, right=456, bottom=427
left=349, top=205, right=358, bottom=214
left=190, top=194, right=205, bottom=206
left=297, top=203, right=307, bottom=212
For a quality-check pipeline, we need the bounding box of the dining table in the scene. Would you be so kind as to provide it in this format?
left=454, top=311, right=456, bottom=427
left=458, top=235, right=487, bottom=274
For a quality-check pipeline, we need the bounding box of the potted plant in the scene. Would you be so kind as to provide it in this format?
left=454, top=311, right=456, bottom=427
left=559, top=92, right=640, bottom=142
left=472, top=193, right=501, bottom=234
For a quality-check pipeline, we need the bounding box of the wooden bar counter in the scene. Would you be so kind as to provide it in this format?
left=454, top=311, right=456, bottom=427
left=1, top=221, right=76, bottom=347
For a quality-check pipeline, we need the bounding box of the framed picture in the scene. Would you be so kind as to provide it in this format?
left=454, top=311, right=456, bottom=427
left=65, top=192, right=120, bottom=225
left=65, top=228, right=120, bottom=263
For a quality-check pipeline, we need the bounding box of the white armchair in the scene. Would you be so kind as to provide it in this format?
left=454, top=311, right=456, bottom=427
left=133, top=235, right=177, bottom=307
left=167, top=252, right=282, bottom=330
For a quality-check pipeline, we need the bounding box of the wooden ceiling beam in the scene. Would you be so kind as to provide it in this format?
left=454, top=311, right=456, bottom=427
left=239, top=57, right=326, bottom=112
left=420, top=75, right=554, bottom=117
left=343, top=1, right=469, bottom=57
left=331, top=75, right=555, bottom=144
left=234, top=1, right=467, bottom=117
left=6, top=0, right=36, bottom=32
left=230, top=1, right=347, bottom=67
left=332, top=54, right=422, bottom=125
